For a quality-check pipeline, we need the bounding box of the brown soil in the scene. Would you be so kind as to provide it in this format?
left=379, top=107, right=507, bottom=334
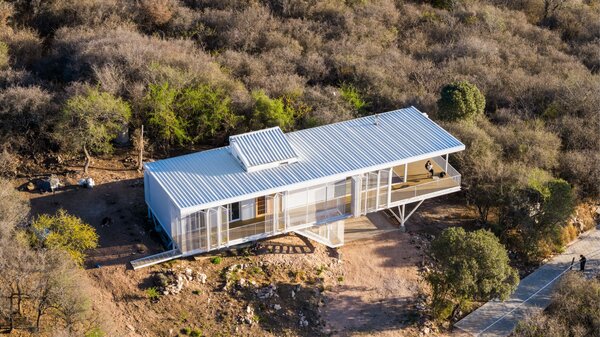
left=19, top=153, right=477, bottom=337
left=323, top=197, right=477, bottom=337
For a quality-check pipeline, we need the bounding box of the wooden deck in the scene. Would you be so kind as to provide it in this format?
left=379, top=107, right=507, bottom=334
left=391, top=158, right=448, bottom=189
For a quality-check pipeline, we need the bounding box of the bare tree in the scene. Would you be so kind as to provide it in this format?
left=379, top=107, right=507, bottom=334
left=0, top=243, right=39, bottom=332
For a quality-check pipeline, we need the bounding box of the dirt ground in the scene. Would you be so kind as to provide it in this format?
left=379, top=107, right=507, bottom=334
left=19, top=153, right=477, bottom=337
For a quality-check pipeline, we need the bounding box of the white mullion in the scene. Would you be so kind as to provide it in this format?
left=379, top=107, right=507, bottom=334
left=387, top=167, right=392, bottom=206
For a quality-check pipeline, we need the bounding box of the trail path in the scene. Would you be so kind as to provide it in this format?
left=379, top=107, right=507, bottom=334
left=455, top=225, right=600, bottom=337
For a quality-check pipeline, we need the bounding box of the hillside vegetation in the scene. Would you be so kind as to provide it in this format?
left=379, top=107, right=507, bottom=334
left=2, top=0, right=598, bottom=258
left=0, top=0, right=598, bottom=335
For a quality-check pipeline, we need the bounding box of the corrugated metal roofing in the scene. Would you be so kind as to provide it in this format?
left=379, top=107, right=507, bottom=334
left=145, top=106, right=465, bottom=212
left=229, top=127, right=298, bottom=171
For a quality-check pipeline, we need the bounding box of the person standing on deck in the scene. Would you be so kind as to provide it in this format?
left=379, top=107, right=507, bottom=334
left=425, top=160, right=434, bottom=178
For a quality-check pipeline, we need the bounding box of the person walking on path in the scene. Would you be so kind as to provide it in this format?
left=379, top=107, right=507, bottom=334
left=579, top=254, right=587, bottom=271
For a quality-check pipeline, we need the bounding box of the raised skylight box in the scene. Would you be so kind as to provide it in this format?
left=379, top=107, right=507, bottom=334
left=229, top=127, right=299, bottom=172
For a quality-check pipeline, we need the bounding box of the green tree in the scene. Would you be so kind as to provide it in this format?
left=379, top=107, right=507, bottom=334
left=437, top=81, right=485, bottom=122
left=427, top=227, right=519, bottom=320
left=57, top=88, right=131, bottom=173
left=251, top=90, right=294, bottom=131
left=340, top=83, right=368, bottom=115
left=29, top=209, right=99, bottom=266
left=503, top=173, right=575, bottom=263
left=144, top=82, right=189, bottom=147
left=176, top=84, right=241, bottom=142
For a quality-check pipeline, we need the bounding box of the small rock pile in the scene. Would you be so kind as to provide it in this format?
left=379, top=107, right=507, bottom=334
left=409, top=233, right=434, bottom=250
left=256, top=283, right=278, bottom=300
left=153, top=268, right=207, bottom=296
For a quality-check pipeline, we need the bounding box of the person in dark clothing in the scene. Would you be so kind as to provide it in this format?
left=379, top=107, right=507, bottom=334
left=579, top=255, right=586, bottom=271
left=425, top=160, right=434, bottom=178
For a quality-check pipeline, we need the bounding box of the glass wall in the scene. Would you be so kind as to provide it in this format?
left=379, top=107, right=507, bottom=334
left=287, top=178, right=351, bottom=228
left=178, top=210, right=207, bottom=253
left=360, top=168, right=392, bottom=214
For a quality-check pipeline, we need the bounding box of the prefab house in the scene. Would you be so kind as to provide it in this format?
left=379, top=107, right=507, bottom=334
left=133, top=107, right=465, bottom=269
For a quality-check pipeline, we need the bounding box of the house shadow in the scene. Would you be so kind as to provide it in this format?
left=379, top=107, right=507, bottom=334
left=255, top=233, right=316, bottom=255
left=27, top=178, right=164, bottom=268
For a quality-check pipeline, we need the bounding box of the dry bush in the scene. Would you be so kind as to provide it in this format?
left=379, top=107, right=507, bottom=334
left=485, top=118, right=561, bottom=170
left=136, top=0, right=199, bottom=37
left=0, top=69, right=36, bottom=88
left=199, top=5, right=277, bottom=52
left=0, top=86, right=56, bottom=152
left=558, top=150, right=600, bottom=199
left=49, top=26, right=245, bottom=103
left=139, top=0, right=177, bottom=26
left=0, top=148, right=18, bottom=177
left=0, top=178, right=29, bottom=239
left=547, top=272, right=600, bottom=334
left=0, top=28, right=42, bottom=69
left=301, top=86, right=354, bottom=126
left=30, top=0, right=131, bottom=36
left=0, top=0, right=13, bottom=27
left=560, top=224, right=578, bottom=245
left=514, top=313, right=571, bottom=337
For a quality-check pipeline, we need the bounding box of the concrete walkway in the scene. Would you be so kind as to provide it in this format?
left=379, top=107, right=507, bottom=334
left=455, top=226, right=600, bottom=337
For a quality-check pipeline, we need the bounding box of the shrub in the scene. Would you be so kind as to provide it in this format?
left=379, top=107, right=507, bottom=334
left=180, top=327, right=191, bottom=335
left=0, top=86, right=56, bottom=152
left=176, top=84, right=242, bottom=143
left=0, top=177, right=29, bottom=240
left=144, top=82, right=188, bottom=147
left=146, top=287, right=160, bottom=302
left=56, top=87, right=131, bottom=173
left=190, top=328, right=202, bottom=337
left=560, top=224, right=578, bottom=245
left=250, top=90, right=294, bottom=131
left=0, top=41, right=8, bottom=69
left=210, top=256, right=222, bottom=264
left=340, top=83, right=368, bottom=115
left=427, top=227, right=519, bottom=320
left=85, top=327, right=105, bottom=337
left=0, top=148, right=17, bottom=177
left=437, top=81, right=485, bottom=122
left=29, top=209, right=99, bottom=266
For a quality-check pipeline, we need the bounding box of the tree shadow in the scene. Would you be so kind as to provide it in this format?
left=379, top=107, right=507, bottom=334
left=323, top=287, right=419, bottom=335
left=28, top=178, right=164, bottom=268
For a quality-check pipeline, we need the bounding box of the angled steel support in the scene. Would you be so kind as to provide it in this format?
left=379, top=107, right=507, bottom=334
left=389, top=199, right=425, bottom=232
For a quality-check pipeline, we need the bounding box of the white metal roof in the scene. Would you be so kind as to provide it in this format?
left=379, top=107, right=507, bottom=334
left=229, top=127, right=298, bottom=172
left=145, top=106, right=465, bottom=214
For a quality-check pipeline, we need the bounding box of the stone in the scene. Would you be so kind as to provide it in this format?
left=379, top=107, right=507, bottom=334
left=273, top=304, right=282, bottom=310
left=238, top=278, right=246, bottom=287
left=298, top=313, right=309, bottom=327
left=126, top=324, right=135, bottom=332
left=197, top=273, right=207, bottom=284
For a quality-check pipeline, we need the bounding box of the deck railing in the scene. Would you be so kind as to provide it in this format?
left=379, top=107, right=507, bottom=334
left=391, top=174, right=461, bottom=203
left=228, top=219, right=272, bottom=242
